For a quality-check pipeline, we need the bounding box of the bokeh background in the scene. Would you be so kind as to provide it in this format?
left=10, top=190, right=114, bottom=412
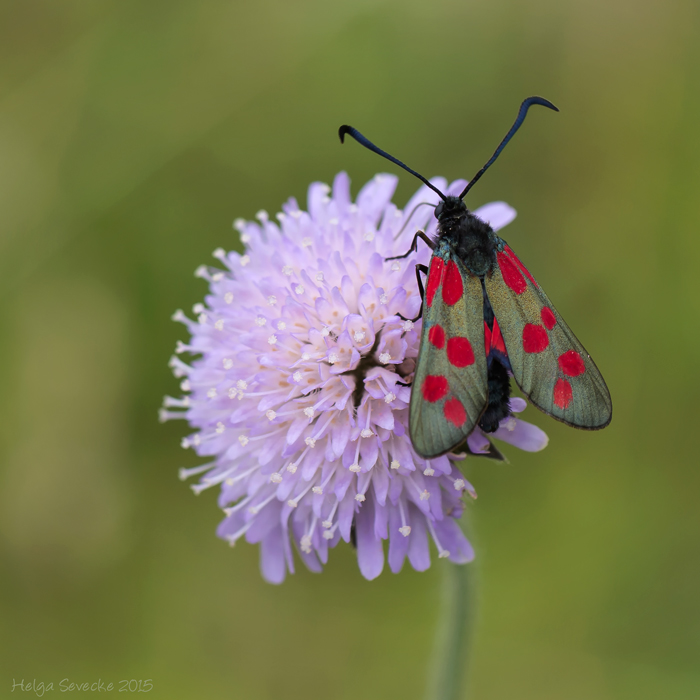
left=1, top=0, right=699, bottom=698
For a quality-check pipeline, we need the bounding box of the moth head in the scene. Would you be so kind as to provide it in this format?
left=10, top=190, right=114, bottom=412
left=434, top=196, right=467, bottom=221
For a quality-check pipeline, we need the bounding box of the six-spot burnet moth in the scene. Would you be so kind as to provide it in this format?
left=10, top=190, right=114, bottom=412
left=339, top=97, right=612, bottom=459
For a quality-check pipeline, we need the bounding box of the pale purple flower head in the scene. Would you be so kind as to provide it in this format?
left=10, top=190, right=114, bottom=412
left=162, top=172, right=548, bottom=583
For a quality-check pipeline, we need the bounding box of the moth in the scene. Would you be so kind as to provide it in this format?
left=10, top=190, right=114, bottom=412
left=339, top=97, right=612, bottom=459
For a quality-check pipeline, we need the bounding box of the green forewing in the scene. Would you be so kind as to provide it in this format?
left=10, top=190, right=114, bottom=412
left=484, top=245, right=612, bottom=429
left=410, top=255, right=489, bottom=458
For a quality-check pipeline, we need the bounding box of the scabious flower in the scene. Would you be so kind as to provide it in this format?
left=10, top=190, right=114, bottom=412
left=162, top=172, right=548, bottom=583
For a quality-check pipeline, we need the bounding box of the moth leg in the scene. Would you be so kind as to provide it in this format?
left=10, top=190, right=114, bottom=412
left=385, top=231, right=435, bottom=261
left=396, top=263, right=428, bottom=323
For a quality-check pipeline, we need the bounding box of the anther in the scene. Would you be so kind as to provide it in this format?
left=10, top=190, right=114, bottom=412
left=207, top=388, right=217, bottom=398
left=268, top=335, right=278, bottom=345
left=270, top=472, right=283, bottom=483
left=282, top=266, right=293, bottom=276
left=223, top=358, right=233, bottom=369
left=399, top=526, right=411, bottom=537
left=349, top=464, right=361, bottom=473
left=354, top=331, right=366, bottom=343
left=293, top=371, right=302, bottom=382
left=384, top=393, right=396, bottom=403
left=255, top=315, right=267, bottom=326
left=316, top=272, right=324, bottom=282
left=304, top=407, right=315, bottom=418
left=423, top=467, right=435, bottom=476
left=312, top=486, right=323, bottom=495
left=355, top=494, right=366, bottom=502
left=305, top=437, right=316, bottom=448
left=213, top=248, right=226, bottom=260
left=402, top=320, right=414, bottom=332
left=302, top=237, right=312, bottom=247
left=379, top=294, right=388, bottom=304
left=328, top=353, right=338, bottom=364
left=266, top=410, right=277, bottom=421
left=287, top=463, right=297, bottom=473
left=391, top=262, right=401, bottom=271
left=267, top=295, right=277, bottom=306
left=379, top=352, right=391, bottom=364
left=224, top=292, right=234, bottom=304
left=215, top=319, right=224, bottom=331
left=390, top=460, right=400, bottom=470
left=277, top=321, right=286, bottom=330
left=238, top=435, right=249, bottom=446
left=453, top=479, right=465, bottom=491
left=295, top=285, right=304, bottom=294
left=360, top=429, right=373, bottom=438
left=240, top=255, right=250, bottom=266
left=419, top=489, right=430, bottom=501
left=216, top=422, right=225, bottom=434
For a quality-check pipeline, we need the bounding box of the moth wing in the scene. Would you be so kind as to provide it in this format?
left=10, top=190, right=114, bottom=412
left=409, top=255, right=489, bottom=458
left=484, top=244, right=612, bottom=429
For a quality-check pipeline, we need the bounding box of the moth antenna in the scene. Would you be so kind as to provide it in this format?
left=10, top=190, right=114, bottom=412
left=393, top=201, right=437, bottom=241
left=339, top=125, right=447, bottom=201
left=459, top=96, right=559, bottom=199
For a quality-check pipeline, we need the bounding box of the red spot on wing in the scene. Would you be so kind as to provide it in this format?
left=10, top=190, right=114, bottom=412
left=522, top=323, right=549, bottom=353
left=505, top=245, right=537, bottom=286
left=491, top=318, right=507, bottom=355
left=442, top=260, right=464, bottom=306
left=541, top=307, right=557, bottom=330
left=428, top=324, right=445, bottom=349
left=497, top=252, right=526, bottom=294
left=422, top=375, right=449, bottom=403
left=426, top=257, right=445, bottom=308
left=558, top=350, right=586, bottom=377
left=444, top=397, right=467, bottom=427
left=446, top=337, right=475, bottom=367
left=553, top=378, right=573, bottom=409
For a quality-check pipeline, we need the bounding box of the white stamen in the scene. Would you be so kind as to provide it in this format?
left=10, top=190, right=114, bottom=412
left=364, top=231, right=375, bottom=241
left=290, top=210, right=302, bottom=219
left=439, top=550, right=451, bottom=559
left=240, top=233, right=251, bottom=244
left=390, top=460, right=400, bottom=470
left=301, top=352, right=311, bottom=361
left=328, top=353, right=338, bottom=364
left=194, top=265, right=208, bottom=279
left=255, top=209, right=268, bottom=221
left=391, top=261, right=401, bottom=271
left=267, top=295, right=277, bottom=306
left=277, top=321, right=286, bottom=330
left=402, top=320, right=414, bottom=331
left=212, top=272, right=224, bottom=282
left=287, top=500, right=298, bottom=508
left=224, top=292, right=234, bottom=304
left=349, top=464, right=361, bottom=473
left=270, top=472, right=283, bottom=483
left=237, top=380, right=248, bottom=390
left=399, top=525, right=411, bottom=537
left=286, top=463, right=297, bottom=474
left=502, top=417, right=517, bottom=431
left=266, top=410, right=277, bottom=421
left=322, top=530, right=333, bottom=540
left=321, top=327, right=330, bottom=337
left=423, top=467, right=435, bottom=476
left=282, top=266, right=293, bottom=276
left=240, top=255, right=250, bottom=266
left=379, top=293, right=388, bottom=304
left=302, top=237, right=313, bottom=247
left=384, top=392, right=396, bottom=403
left=215, top=319, right=225, bottom=331
left=316, top=272, right=324, bottom=282
left=267, top=335, right=278, bottom=345
left=178, top=462, right=216, bottom=481
left=453, top=479, right=465, bottom=491
left=198, top=313, right=208, bottom=325
left=322, top=520, right=333, bottom=529
left=300, top=535, right=312, bottom=553
left=379, top=352, right=391, bottom=364
left=207, top=388, right=217, bottom=398
left=180, top=379, right=191, bottom=392
left=305, top=437, right=316, bottom=448
left=223, top=358, right=233, bottom=369
left=238, top=435, right=249, bottom=446
left=255, top=315, right=267, bottom=326
left=419, top=489, right=430, bottom=501
left=304, top=407, right=315, bottom=418
left=233, top=218, right=245, bottom=230
left=293, top=371, right=302, bottom=382
left=312, top=486, right=323, bottom=495
left=360, top=428, right=373, bottom=438
left=354, top=331, right=366, bottom=343
left=213, top=248, right=226, bottom=260
left=294, top=285, right=304, bottom=294
left=355, top=493, right=366, bottom=502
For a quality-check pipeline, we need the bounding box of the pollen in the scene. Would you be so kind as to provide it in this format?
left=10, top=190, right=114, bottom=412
left=355, top=493, right=366, bottom=502
left=267, top=295, right=277, bottom=306
left=214, top=319, right=225, bottom=331
left=270, top=472, right=283, bottom=483
left=223, top=358, right=233, bottom=369
left=287, top=463, right=298, bottom=473
left=354, top=330, right=366, bottom=343
left=302, top=237, right=313, bottom=247
left=295, top=285, right=304, bottom=294
left=304, top=407, right=315, bottom=418
left=238, top=435, right=249, bottom=446
left=236, top=380, right=248, bottom=390
left=349, top=464, right=361, bottom=473
left=453, top=479, right=465, bottom=491
left=207, top=388, right=217, bottom=399
left=316, top=272, right=324, bottom=282
left=282, top=266, right=293, bottom=276
left=423, top=467, right=435, bottom=476
left=379, top=293, right=388, bottom=304
left=312, top=486, right=323, bottom=495
left=390, top=460, right=400, bottom=470
left=266, top=410, right=277, bottom=421
left=267, top=335, right=278, bottom=345
left=419, top=489, right=430, bottom=501
left=305, top=437, right=317, bottom=448
left=322, top=530, right=334, bottom=540
left=328, top=353, right=338, bottom=364
left=255, top=316, right=266, bottom=326
left=240, top=255, right=250, bottom=267
left=379, top=352, right=391, bottom=364
left=384, top=393, right=396, bottom=403
left=399, top=525, right=411, bottom=537
left=402, top=320, right=414, bottom=332
left=360, top=429, right=373, bottom=438
left=293, top=371, right=302, bottom=382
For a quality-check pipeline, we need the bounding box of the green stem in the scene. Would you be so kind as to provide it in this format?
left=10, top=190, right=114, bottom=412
left=425, top=534, right=476, bottom=699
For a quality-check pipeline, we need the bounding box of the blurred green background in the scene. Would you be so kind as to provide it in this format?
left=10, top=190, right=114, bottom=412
left=1, top=0, right=699, bottom=698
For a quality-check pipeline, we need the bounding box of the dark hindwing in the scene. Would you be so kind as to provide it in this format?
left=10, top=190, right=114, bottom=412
left=409, top=254, right=488, bottom=458
left=484, top=245, right=612, bottom=429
